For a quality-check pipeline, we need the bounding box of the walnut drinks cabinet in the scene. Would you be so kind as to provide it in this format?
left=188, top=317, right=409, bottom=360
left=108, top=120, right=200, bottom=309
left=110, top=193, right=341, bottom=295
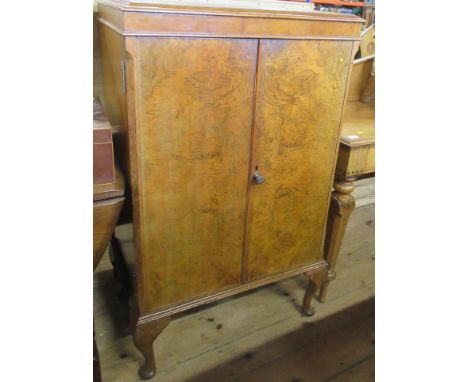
left=97, top=1, right=363, bottom=378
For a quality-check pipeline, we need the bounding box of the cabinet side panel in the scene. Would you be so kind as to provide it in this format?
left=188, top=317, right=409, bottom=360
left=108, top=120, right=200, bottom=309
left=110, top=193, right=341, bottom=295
left=246, top=40, right=353, bottom=280
left=136, top=37, right=258, bottom=312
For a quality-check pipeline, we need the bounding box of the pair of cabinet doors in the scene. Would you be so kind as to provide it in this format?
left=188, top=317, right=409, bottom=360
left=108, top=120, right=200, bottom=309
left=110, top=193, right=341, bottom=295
left=133, top=37, right=353, bottom=312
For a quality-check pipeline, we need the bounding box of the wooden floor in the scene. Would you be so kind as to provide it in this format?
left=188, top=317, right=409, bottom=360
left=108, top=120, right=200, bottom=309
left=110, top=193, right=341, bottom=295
left=94, top=182, right=375, bottom=382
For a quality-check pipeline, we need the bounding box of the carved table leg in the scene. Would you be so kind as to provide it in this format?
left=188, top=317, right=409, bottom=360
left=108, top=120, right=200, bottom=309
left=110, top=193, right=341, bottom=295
left=319, top=178, right=356, bottom=303
left=302, top=268, right=327, bottom=317
left=131, top=298, right=170, bottom=380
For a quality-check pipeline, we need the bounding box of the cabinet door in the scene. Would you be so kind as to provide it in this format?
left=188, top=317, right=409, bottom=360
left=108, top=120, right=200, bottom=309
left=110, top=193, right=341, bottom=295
left=245, top=40, right=353, bottom=281
left=136, top=38, right=258, bottom=311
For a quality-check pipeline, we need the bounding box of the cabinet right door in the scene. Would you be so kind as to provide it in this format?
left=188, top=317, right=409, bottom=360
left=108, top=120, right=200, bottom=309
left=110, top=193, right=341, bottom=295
left=245, top=39, right=353, bottom=281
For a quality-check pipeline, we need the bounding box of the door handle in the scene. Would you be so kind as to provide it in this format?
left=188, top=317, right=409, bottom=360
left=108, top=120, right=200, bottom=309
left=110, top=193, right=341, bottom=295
left=253, top=170, right=265, bottom=184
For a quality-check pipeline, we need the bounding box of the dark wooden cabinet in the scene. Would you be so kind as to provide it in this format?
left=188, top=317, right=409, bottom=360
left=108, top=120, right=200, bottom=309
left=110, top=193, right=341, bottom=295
left=97, top=0, right=363, bottom=378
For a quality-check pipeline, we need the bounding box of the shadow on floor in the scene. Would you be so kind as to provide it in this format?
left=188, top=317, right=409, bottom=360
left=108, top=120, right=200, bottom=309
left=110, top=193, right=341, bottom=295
left=94, top=269, right=132, bottom=338
left=181, top=298, right=375, bottom=382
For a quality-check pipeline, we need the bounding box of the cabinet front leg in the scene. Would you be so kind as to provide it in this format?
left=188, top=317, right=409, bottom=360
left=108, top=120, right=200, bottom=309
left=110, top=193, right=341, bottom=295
left=319, top=178, right=356, bottom=303
left=133, top=316, right=170, bottom=380
left=302, top=268, right=327, bottom=317
left=133, top=317, right=170, bottom=379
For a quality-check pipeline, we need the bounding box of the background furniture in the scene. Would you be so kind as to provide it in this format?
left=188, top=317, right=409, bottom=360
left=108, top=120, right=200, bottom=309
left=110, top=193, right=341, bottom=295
left=320, top=39, right=375, bottom=300
left=93, top=98, right=125, bottom=382
left=319, top=18, right=375, bottom=300
left=97, top=0, right=363, bottom=378
left=93, top=99, right=125, bottom=271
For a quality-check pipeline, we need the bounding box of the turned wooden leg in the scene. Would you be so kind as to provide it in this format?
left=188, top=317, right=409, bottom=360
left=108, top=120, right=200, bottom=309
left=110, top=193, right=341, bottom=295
left=319, top=178, right=356, bottom=303
left=302, top=268, right=327, bottom=317
left=131, top=297, right=170, bottom=380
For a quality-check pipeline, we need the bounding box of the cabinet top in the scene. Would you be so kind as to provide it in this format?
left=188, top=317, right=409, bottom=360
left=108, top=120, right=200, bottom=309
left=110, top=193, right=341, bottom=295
left=99, top=0, right=363, bottom=21
left=98, top=0, right=364, bottom=39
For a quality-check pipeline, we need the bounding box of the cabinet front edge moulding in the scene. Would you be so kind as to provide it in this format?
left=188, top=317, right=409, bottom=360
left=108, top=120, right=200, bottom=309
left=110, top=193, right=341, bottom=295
left=98, top=2, right=363, bottom=40
left=137, top=260, right=328, bottom=323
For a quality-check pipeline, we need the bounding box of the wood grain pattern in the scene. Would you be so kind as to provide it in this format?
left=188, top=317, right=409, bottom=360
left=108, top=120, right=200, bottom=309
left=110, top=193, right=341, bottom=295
left=138, top=261, right=326, bottom=323
left=245, top=40, right=353, bottom=281
left=97, top=1, right=363, bottom=40
left=123, top=12, right=362, bottom=39
left=135, top=38, right=258, bottom=312
left=96, top=5, right=364, bottom=376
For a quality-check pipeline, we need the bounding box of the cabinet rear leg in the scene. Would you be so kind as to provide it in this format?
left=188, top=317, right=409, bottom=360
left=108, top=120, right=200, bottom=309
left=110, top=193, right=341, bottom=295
left=301, top=268, right=327, bottom=317
left=302, top=280, right=318, bottom=317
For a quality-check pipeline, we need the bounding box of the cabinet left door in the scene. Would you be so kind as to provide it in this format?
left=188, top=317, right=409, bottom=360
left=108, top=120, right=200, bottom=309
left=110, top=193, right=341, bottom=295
left=133, top=38, right=258, bottom=312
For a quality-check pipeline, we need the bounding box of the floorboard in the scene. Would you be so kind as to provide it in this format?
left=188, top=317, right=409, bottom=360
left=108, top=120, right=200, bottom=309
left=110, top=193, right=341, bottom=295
left=94, top=203, right=375, bottom=382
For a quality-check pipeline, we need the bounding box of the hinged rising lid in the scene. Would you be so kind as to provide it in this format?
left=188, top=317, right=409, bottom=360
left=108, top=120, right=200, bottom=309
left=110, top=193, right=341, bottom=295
left=98, top=0, right=364, bottom=39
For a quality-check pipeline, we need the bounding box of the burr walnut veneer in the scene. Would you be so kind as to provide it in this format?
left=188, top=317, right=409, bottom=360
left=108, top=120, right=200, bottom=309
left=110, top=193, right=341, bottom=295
left=98, top=0, right=363, bottom=378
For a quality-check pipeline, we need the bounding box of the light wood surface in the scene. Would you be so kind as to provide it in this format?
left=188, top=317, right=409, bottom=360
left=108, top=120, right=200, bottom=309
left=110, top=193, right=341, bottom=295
left=341, top=101, right=375, bottom=144
left=122, top=12, right=362, bottom=39
left=97, top=6, right=362, bottom=315
left=98, top=0, right=363, bottom=41
left=94, top=203, right=375, bottom=382
left=347, top=59, right=373, bottom=102
left=359, top=24, right=375, bottom=58
left=135, top=37, right=258, bottom=312
left=246, top=39, right=353, bottom=281
left=126, top=0, right=316, bottom=12
left=336, top=101, right=375, bottom=180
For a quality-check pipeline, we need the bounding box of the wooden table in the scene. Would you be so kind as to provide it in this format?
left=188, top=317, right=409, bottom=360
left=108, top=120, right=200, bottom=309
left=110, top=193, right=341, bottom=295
left=93, top=99, right=125, bottom=382
left=320, top=100, right=375, bottom=301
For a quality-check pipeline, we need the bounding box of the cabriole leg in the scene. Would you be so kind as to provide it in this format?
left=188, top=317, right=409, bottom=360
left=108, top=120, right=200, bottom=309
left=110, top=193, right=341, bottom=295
left=130, top=297, right=170, bottom=380
left=133, top=316, right=170, bottom=380
left=302, top=268, right=327, bottom=317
